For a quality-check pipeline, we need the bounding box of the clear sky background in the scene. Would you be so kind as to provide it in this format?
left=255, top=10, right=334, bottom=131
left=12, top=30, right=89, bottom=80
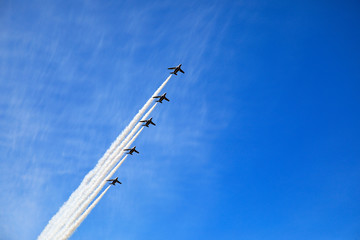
left=1, top=0, right=360, bottom=239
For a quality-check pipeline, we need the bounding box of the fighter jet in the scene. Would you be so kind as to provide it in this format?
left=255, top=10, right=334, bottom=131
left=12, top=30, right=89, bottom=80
left=107, top=177, right=122, bottom=186
left=168, top=64, right=185, bottom=75
left=124, top=146, right=139, bottom=155
left=153, top=93, right=170, bottom=103
left=139, top=117, right=156, bottom=127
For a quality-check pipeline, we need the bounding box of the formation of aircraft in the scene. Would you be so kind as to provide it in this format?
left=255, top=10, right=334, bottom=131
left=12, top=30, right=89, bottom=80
left=168, top=64, right=185, bottom=75
left=109, top=64, right=184, bottom=187
left=153, top=93, right=170, bottom=103
left=123, top=146, right=139, bottom=155
left=106, top=177, right=122, bottom=186
left=139, top=117, right=156, bottom=127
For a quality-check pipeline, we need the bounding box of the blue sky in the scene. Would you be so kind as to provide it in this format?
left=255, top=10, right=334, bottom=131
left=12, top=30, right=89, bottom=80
left=1, top=0, right=360, bottom=239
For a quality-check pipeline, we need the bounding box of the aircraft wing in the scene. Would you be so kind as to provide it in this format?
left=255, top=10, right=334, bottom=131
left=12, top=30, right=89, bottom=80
left=179, top=69, right=185, bottom=73
left=123, top=148, right=131, bottom=151
left=164, top=97, right=170, bottom=101
left=134, top=149, right=139, bottom=153
left=139, top=120, right=147, bottom=122
left=106, top=179, right=113, bottom=181
left=168, top=67, right=176, bottom=69
left=151, top=122, right=156, bottom=125
left=153, top=96, right=161, bottom=98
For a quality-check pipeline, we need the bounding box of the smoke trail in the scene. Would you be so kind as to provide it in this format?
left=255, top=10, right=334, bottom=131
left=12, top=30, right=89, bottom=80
left=38, top=75, right=171, bottom=240
left=53, top=103, right=156, bottom=239
left=62, top=185, right=112, bottom=240
left=55, top=127, right=145, bottom=239
left=39, top=121, right=131, bottom=239
left=49, top=103, right=157, bottom=239
left=81, top=103, right=157, bottom=211
left=62, top=136, right=136, bottom=239
left=84, top=103, right=158, bottom=205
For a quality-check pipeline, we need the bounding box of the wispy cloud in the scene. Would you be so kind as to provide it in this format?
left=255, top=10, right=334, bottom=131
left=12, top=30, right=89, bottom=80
left=0, top=0, right=235, bottom=238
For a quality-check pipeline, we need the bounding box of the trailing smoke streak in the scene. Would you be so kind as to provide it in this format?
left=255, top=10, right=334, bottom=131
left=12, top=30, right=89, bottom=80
left=49, top=103, right=158, bottom=239
left=80, top=103, right=157, bottom=211
left=55, top=127, right=145, bottom=239
left=63, top=130, right=140, bottom=239
left=86, top=103, right=158, bottom=203
left=39, top=119, right=131, bottom=239
left=38, top=75, right=171, bottom=240
left=62, top=185, right=112, bottom=240
left=39, top=127, right=132, bottom=239
left=53, top=103, right=156, bottom=239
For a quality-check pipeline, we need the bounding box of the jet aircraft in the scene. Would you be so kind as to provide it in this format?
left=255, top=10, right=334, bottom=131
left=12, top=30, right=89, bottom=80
left=153, top=93, right=170, bottom=103
left=139, top=117, right=156, bottom=127
left=124, top=146, right=139, bottom=155
left=107, top=177, right=122, bottom=186
left=168, top=64, right=185, bottom=75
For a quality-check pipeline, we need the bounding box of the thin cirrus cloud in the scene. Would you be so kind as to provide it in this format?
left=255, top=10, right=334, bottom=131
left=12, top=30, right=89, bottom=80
left=0, top=0, right=232, bottom=239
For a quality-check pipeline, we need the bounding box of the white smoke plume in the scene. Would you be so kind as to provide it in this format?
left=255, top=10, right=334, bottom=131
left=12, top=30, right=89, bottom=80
left=62, top=185, right=112, bottom=240
left=55, top=126, right=145, bottom=239
left=63, top=130, right=141, bottom=239
left=53, top=103, right=157, bottom=239
left=38, top=75, right=171, bottom=240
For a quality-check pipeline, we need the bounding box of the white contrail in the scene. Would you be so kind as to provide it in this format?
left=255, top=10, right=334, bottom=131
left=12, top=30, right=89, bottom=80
left=55, top=127, right=145, bottom=239
left=79, top=103, right=158, bottom=211
left=40, top=74, right=170, bottom=239
left=46, top=102, right=158, bottom=239
left=63, top=135, right=137, bottom=239
left=38, top=124, right=133, bottom=239
left=53, top=103, right=157, bottom=239
left=84, top=103, right=158, bottom=204
left=39, top=128, right=130, bottom=240
left=39, top=114, right=134, bottom=239
left=62, top=185, right=112, bottom=240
